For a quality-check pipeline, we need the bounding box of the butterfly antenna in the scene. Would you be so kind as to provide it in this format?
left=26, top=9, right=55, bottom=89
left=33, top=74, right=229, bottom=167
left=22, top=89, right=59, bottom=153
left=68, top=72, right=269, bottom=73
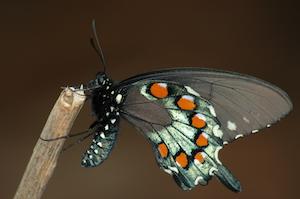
left=90, top=19, right=107, bottom=73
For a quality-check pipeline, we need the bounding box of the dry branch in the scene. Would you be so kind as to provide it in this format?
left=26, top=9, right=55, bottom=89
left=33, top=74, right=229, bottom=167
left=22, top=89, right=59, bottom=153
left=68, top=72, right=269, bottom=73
left=14, top=88, right=86, bottom=199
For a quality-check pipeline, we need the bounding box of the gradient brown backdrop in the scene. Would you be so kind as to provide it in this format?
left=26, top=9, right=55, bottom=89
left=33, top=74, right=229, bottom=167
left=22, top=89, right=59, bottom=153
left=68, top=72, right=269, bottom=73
left=0, top=1, right=299, bottom=199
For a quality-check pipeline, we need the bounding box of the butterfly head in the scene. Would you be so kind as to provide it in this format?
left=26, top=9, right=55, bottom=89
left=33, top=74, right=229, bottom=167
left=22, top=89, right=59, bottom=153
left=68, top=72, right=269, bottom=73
left=95, top=71, right=107, bottom=83
left=90, top=71, right=112, bottom=89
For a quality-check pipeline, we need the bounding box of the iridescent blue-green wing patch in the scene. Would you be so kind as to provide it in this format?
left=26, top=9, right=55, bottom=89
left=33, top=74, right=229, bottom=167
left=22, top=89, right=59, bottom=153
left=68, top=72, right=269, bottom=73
left=120, top=81, right=241, bottom=191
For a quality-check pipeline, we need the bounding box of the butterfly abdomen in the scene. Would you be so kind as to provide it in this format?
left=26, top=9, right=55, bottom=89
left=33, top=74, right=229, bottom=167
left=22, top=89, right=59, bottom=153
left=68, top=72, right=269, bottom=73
left=81, top=127, right=118, bottom=167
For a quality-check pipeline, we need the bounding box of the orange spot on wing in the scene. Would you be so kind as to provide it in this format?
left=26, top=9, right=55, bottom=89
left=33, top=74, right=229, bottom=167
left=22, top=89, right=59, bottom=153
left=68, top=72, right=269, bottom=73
left=196, top=133, right=208, bottom=147
left=177, top=95, right=196, bottom=110
left=150, top=83, right=168, bottom=98
left=194, top=152, right=205, bottom=164
left=158, top=143, right=168, bottom=158
left=175, top=152, right=188, bottom=168
left=192, top=114, right=206, bottom=129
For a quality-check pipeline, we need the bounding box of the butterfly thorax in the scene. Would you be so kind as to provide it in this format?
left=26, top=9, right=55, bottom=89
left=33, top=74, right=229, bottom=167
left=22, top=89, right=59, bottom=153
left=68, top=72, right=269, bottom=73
left=91, top=77, right=113, bottom=118
left=88, top=73, right=122, bottom=120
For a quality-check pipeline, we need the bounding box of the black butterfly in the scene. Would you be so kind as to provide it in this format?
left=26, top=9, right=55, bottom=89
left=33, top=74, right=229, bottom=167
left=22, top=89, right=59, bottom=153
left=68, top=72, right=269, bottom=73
left=74, top=21, right=293, bottom=192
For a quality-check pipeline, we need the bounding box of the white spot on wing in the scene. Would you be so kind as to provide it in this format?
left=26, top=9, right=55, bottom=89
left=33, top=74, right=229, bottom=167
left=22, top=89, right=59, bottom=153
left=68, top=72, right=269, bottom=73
left=243, top=116, right=250, bottom=123
left=158, top=83, right=167, bottom=88
left=235, top=134, right=244, bottom=139
left=208, top=105, right=217, bottom=117
left=194, top=176, right=204, bottom=185
left=110, top=118, right=116, bottom=124
left=182, top=95, right=194, bottom=101
left=214, top=146, right=223, bottom=164
left=163, top=169, right=173, bottom=175
left=168, top=166, right=179, bottom=173
left=209, top=167, right=218, bottom=176
left=213, top=125, right=223, bottom=138
left=252, top=129, right=259, bottom=133
left=104, top=125, right=109, bottom=131
left=194, top=159, right=201, bottom=165
left=202, top=132, right=208, bottom=139
left=267, top=124, right=271, bottom=128
left=223, top=141, right=228, bottom=145
left=194, top=113, right=206, bottom=121
left=194, top=152, right=206, bottom=165
left=185, top=86, right=200, bottom=97
left=227, top=121, right=237, bottom=131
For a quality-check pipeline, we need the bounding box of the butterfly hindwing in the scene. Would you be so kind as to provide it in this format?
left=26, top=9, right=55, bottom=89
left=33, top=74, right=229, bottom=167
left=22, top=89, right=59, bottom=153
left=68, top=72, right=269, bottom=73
left=121, top=81, right=241, bottom=191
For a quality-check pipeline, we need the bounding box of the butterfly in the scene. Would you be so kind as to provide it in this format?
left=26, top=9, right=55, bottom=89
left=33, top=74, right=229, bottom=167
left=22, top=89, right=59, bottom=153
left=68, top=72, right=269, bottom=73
left=74, top=21, right=293, bottom=192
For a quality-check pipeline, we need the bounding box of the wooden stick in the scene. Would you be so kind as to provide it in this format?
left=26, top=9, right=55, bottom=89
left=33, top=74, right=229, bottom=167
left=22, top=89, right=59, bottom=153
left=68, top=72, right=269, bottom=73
left=14, top=88, right=86, bottom=199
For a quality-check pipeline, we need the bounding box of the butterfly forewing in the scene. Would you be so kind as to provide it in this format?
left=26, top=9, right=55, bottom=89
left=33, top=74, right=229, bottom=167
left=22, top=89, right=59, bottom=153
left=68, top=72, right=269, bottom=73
left=118, top=68, right=292, bottom=142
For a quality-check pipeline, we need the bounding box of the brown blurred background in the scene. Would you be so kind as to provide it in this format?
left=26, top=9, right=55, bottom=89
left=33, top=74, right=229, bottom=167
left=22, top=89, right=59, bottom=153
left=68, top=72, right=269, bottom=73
left=0, top=0, right=299, bottom=198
